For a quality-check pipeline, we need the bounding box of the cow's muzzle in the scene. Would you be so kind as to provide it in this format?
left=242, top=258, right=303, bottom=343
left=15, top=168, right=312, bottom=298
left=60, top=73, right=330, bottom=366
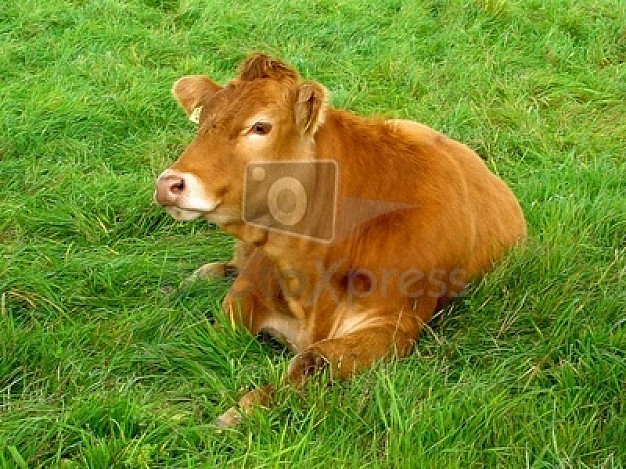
left=155, top=170, right=186, bottom=206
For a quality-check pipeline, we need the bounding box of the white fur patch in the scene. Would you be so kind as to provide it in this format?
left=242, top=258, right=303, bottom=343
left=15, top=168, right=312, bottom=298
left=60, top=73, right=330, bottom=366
left=328, top=306, right=387, bottom=339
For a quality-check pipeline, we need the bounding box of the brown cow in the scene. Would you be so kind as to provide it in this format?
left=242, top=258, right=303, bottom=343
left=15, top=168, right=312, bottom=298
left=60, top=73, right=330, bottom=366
left=155, top=53, right=526, bottom=427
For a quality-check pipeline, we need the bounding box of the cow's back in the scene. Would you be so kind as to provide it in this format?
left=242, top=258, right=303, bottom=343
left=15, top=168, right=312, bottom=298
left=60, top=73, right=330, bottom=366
left=389, top=119, right=527, bottom=277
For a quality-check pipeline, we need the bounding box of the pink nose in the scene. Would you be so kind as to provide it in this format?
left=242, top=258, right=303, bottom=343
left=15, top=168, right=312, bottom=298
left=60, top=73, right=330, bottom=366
left=155, top=172, right=185, bottom=206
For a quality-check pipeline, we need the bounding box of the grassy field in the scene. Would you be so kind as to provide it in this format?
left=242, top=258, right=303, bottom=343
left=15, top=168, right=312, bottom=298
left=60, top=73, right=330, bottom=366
left=1, top=0, right=624, bottom=467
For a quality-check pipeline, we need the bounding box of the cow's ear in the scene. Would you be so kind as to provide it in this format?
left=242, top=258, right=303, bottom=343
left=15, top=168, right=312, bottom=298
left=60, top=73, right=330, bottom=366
left=239, top=53, right=299, bottom=82
left=171, top=75, right=221, bottom=118
left=295, top=81, right=328, bottom=135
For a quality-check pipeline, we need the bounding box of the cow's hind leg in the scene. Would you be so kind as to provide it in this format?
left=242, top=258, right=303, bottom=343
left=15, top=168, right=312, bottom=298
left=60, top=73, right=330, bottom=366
left=287, top=310, right=424, bottom=386
left=215, top=309, right=427, bottom=429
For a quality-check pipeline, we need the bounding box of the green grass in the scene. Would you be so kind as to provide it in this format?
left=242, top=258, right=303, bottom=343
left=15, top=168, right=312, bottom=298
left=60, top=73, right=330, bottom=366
left=1, top=0, right=624, bottom=467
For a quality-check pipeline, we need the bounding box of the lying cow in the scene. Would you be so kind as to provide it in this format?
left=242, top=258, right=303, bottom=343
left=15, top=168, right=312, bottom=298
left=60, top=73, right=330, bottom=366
left=155, top=53, right=527, bottom=427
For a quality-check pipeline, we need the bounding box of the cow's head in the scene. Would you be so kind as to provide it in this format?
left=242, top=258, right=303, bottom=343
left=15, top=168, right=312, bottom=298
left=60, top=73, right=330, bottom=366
left=155, top=53, right=328, bottom=227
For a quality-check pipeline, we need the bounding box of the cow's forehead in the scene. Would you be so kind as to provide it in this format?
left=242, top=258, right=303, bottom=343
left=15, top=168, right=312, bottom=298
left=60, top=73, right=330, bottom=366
left=200, top=79, right=293, bottom=126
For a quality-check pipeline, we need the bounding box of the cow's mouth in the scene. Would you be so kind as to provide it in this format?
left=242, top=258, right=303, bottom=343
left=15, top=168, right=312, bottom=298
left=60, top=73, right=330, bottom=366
left=157, top=192, right=222, bottom=222
left=164, top=206, right=205, bottom=221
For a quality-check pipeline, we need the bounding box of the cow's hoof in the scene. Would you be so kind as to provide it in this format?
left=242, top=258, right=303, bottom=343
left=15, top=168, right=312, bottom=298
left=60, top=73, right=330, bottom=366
left=214, top=386, right=276, bottom=431
left=186, top=262, right=227, bottom=284
left=214, top=406, right=242, bottom=431
left=287, top=350, right=329, bottom=387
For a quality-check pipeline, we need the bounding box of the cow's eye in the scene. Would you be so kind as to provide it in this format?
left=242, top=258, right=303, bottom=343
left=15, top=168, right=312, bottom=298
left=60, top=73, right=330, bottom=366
left=250, top=122, right=272, bottom=135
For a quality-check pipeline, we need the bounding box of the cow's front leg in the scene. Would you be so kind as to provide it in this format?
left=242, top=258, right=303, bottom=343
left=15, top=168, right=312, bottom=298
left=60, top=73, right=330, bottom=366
left=218, top=247, right=286, bottom=335
left=213, top=251, right=286, bottom=429
left=287, top=311, right=425, bottom=386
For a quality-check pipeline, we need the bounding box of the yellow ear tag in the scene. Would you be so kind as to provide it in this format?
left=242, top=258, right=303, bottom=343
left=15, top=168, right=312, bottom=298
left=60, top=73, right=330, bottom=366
left=189, top=106, right=203, bottom=124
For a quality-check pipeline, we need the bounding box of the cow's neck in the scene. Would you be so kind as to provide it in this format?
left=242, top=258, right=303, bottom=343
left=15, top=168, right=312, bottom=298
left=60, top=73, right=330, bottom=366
left=222, top=221, right=331, bottom=270
left=315, top=109, right=425, bottom=201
